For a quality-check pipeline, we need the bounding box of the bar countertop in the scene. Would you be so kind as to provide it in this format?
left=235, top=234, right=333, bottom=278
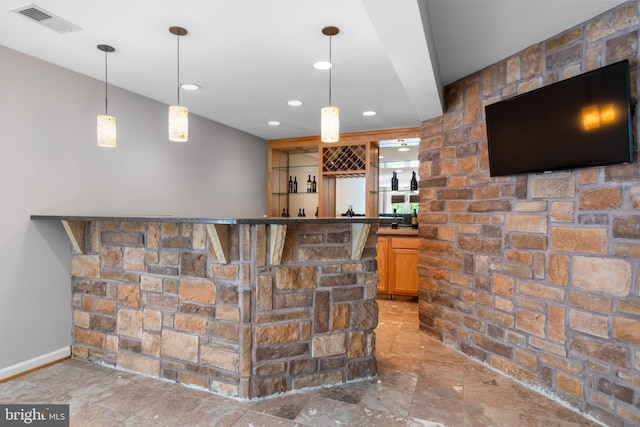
left=30, top=214, right=393, bottom=225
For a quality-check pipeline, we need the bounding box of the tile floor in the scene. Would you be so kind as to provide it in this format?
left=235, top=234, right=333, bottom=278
left=0, top=298, right=601, bottom=426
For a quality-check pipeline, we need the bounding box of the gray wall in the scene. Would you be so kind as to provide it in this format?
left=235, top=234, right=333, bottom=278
left=0, top=45, right=267, bottom=370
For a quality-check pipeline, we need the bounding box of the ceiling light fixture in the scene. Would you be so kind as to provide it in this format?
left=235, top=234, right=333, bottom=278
left=180, top=83, right=200, bottom=91
left=267, top=121, right=281, bottom=126
left=96, top=44, right=116, bottom=148
left=320, top=26, right=340, bottom=143
left=168, top=26, right=188, bottom=142
left=362, top=111, right=376, bottom=117
left=398, top=141, right=410, bottom=152
left=288, top=100, right=303, bottom=107
left=313, top=61, right=332, bottom=70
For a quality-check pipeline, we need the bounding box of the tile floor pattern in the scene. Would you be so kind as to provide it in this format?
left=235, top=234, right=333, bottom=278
left=0, top=298, right=602, bottom=427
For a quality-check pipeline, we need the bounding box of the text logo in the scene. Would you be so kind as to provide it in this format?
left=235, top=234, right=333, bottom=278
left=1, top=405, right=69, bottom=426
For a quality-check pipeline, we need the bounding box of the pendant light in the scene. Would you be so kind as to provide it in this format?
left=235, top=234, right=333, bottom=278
left=96, top=44, right=116, bottom=148
left=321, top=26, right=339, bottom=143
left=168, top=26, right=188, bottom=142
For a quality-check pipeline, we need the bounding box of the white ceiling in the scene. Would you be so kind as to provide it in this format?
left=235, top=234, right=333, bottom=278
left=0, top=0, right=626, bottom=140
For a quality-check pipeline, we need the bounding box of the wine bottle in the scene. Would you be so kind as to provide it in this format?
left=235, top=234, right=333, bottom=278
left=288, top=176, right=293, bottom=193
left=293, top=177, right=298, bottom=193
left=391, top=172, right=398, bottom=191
left=391, top=208, right=398, bottom=229
left=298, top=208, right=302, bottom=217
left=307, top=175, right=312, bottom=193
left=410, top=171, right=418, bottom=191
left=285, top=208, right=290, bottom=217
left=282, top=208, right=287, bottom=217
left=346, top=204, right=354, bottom=217
left=315, top=206, right=319, bottom=217
left=412, top=208, right=418, bottom=229
left=312, top=176, right=317, bottom=192
left=302, top=208, right=306, bottom=217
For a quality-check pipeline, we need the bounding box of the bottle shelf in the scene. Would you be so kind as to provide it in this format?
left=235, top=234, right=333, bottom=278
left=371, top=189, right=419, bottom=194
left=371, top=160, right=420, bottom=169
left=272, top=164, right=318, bottom=171
left=271, top=192, right=319, bottom=196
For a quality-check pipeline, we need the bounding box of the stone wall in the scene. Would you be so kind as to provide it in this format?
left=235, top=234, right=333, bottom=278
left=71, top=220, right=378, bottom=399
left=418, top=2, right=640, bottom=426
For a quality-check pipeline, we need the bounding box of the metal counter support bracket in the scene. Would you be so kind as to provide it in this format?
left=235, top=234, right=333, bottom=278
left=206, top=224, right=230, bottom=264
left=351, top=223, right=371, bottom=260
left=269, top=224, right=287, bottom=265
left=61, top=220, right=86, bottom=254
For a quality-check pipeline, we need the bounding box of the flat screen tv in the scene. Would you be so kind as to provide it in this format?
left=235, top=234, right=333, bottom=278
left=485, top=59, right=634, bottom=177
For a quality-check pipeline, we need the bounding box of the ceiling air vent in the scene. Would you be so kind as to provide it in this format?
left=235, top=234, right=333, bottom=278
left=11, top=3, right=81, bottom=33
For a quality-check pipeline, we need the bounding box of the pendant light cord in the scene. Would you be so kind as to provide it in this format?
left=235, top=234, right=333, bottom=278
left=176, top=32, right=180, bottom=106
left=104, top=49, right=108, bottom=115
left=328, top=35, right=332, bottom=106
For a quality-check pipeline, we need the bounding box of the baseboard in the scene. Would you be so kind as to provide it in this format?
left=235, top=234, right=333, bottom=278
left=0, top=347, right=71, bottom=382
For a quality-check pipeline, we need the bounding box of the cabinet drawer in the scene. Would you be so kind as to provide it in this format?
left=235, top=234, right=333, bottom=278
left=391, top=237, right=419, bottom=250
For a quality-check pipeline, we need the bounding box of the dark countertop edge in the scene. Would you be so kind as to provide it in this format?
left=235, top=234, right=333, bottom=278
left=31, top=215, right=394, bottom=225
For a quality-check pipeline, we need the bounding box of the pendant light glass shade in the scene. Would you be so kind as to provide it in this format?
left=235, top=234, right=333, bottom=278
left=169, top=26, right=188, bottom=142
left=97, top=114, right=117, bottom=147
left=320, top=26, right=340, bottom=143
left=168, top=105, right=188, bottom=142
left=321, top=106, right=339, bottom=143
left=96, top=44, right=116, bottom=148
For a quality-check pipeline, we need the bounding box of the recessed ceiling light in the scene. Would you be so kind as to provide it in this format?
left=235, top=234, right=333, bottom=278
left=362, top=111, right=376, bottom=116
left=313, top=61, right=333, bottom=70
left=288, top=100, right=303, bottom=106
left=267, top=121, right=280, bottom=126
left=180, top=83, right=200, bottom=91
left=398, top=143, right=410, bottom=152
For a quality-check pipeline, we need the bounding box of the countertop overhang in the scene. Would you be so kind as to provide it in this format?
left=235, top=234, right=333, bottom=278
left=31, top=214, right=391, bottom=263
left=30, top=215, right=392, bottom=225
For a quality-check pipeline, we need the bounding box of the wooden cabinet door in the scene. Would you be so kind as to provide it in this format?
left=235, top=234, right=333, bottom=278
left=389, top=237, right=418, bottom=295
left=376, top=236, right=389, bottom=293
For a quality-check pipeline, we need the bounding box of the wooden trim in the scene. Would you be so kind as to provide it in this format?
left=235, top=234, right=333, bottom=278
left=268, top=138, right=321, bottom=152
left=0, top=355, right=71, bottom=383
left=206, top=224, right=230, bottom=264
left=61, top=220, right=86, bottom=254
left=351, top=223, right=371, bottom=260
left=269, top=224, right=287, bottom=265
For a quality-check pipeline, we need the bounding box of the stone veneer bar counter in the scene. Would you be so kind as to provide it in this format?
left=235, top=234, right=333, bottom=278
left=31, top=215, right=385, bottom=399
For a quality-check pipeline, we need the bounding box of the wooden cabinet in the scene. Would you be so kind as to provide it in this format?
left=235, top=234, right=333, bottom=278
left=376, top=232, right=418, bottom=297
left=389, top=236, right=419, bottom=295
left=376, top=236, right=389, bottom=293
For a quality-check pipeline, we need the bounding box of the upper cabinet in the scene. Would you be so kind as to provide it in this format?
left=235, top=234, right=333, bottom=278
left=268, top=127, right=419, bottom=218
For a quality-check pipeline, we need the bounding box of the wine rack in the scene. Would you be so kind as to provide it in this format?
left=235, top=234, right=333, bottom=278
left=322, top=144, right=366, bottom=176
